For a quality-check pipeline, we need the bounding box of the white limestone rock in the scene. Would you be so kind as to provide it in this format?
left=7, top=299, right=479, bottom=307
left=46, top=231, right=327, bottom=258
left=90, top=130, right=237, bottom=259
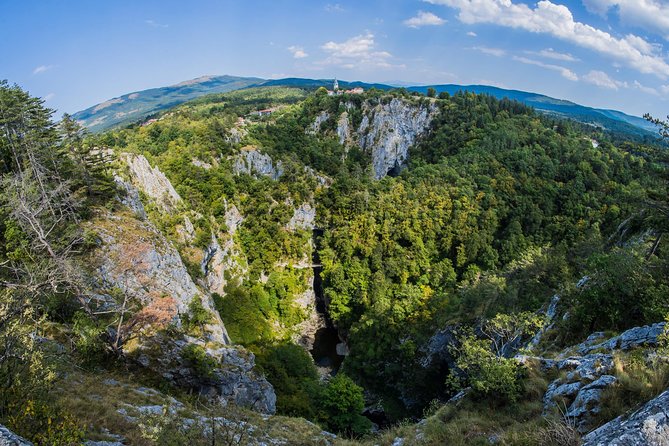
left=122, top=153, right=182, bottom=212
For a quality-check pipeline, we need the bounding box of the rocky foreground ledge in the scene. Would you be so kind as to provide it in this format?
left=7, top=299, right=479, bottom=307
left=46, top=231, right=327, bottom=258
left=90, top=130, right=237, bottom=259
left=0, top=424, right=33, bottom=446
left=582, top=389, right=669, bottom=446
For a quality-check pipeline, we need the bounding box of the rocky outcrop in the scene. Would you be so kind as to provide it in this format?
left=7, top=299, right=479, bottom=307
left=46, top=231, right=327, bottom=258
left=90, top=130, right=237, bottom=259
left=191, top=158, right=213, bottom=169
left=305, top=166, right=332, bottom=187
left=523, top=322, right=668, bottom=433
left=232, top=147, right=283, bottom=180
left=0, top=424, right=33, bottom=446
left=310, top=111, right=330, bottom=133
left=86, top=212, right=275, bottom=413
left=420, top=326, right=459, bottom=370
left=137, top=336, right=276, bottom=414
left=357, top=98, right=438, bottom=179
left=113, top=175, right=146, bottom=219
left=582, top=389, right=669, bottom=446
left=122, top=154, right=182, bottom=211
left=573, top=323, right=666, bottom=356
left=176, top=214, right=196, bottom=244
left=519, top=353, right=617, bottom=432
left=527, top=294, right=560, bottom=350
left=337, top=112, right=351, bottom=145
left=88, top=213, right=229, bottom=345
left=202, top=204, right=248, bottom=295
left=292, top=285, right=327, bottom=352
left=287, top=203, right=316, bottom=231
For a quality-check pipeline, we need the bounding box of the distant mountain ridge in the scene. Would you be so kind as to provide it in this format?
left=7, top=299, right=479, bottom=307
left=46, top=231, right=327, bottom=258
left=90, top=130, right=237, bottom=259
left=73, top=75, right=659, bottom=138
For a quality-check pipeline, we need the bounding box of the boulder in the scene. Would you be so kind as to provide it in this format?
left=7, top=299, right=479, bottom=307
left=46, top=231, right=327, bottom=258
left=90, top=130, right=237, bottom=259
left=577, top=323, right=666, bottom=355
left=0, top=425, right=33, bottom=446
left=582, top=389, right=669, bottom=446
left=566, top=375, right=618, bottom=432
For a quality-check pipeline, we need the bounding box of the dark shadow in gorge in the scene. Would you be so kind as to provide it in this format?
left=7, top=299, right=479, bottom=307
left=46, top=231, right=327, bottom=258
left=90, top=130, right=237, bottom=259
left=309, top=228, right=344, bottom=372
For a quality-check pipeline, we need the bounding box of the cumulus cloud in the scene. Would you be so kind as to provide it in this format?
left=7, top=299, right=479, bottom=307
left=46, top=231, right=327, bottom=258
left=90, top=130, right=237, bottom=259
left=513, top=56, right=579, bottom=80
left=33, top=65, right=53, bottom=75
left=526, top=48, right=579, bottom=62
left=662, top=84, right=669, bottom=95
left=583, top=0, right=669, bottom=39
left=288, top=46, right=308, bottom=59
left=320, top=32, right=400, bottom=68
left=467, top=31, right=478, bottom=36
left=582, top=70, right=627, bottom=89
left=425, top=0, right=669, bottom=78
left=473, top=46, right=506, bottom=57
left=404, top=11, right=446, bottom=28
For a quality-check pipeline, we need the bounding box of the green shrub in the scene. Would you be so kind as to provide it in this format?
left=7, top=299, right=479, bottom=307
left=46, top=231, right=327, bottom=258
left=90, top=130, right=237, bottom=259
left=449, top=333, right=522, bottom=402
left=318, top=374, right=371, bottom=436
left=72, top=311, right=110, bottom=368
left=183, top=296, right=212, bottom=335
left=182, top=344, right=217, bottom=379
left=253, top=342, right=321, bottom=419
left=8, top=400, right=85, bottom=446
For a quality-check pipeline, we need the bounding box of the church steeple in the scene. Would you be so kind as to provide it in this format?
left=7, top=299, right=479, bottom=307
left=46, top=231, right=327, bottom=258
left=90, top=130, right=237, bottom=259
left=333, top=78, right=339, bottom=91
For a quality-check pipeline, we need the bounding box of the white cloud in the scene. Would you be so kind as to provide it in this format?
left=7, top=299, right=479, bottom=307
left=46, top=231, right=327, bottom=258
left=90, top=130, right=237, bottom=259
left=43, top=93, right=55, bottom=102
left=425, top=0, right=669, bottom=78
left=467, top=31, right=477, bottom=36
left=582, top=70, right=627, bottom=89
left=325, top=3, right=345, bottom=13
left=633, top=80, right=658, bottom=95
left=145, top=19, right=168, bottom=28
left=513, top=56, right=579, bottom=80
left=662, top=84, right=669, bottom=95
left=526, top=48, right=579, bottom=62
left=583, top=0, right=669, bottom=40
left=473, top=46, right=506, bottom=57
left=320, top=32, right=400, bottom=68
left=288, top=46, right=308, bottom=59
left=33, top=65, right=53, bottom=75
left=404, top=11, right=446, bottom=28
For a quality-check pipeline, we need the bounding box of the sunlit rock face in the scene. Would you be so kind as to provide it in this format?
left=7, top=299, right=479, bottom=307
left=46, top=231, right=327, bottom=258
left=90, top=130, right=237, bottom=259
left=357, top=98, right=438, bottom=179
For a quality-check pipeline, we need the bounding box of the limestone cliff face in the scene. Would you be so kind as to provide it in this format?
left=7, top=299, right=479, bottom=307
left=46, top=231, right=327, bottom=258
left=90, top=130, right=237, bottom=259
left=122, top=154, right=182, bottom=211
left=86, top=211, right=276, bottom=413
left=337, top=112, right=351, bottom=146
left=357, top=98, right=438, bottom=179
left=94, top=155, right=276, bottom=413
left=88, top=212, right=229, bottom=345
left=287, top=202, right=316, bottom=231
left=317, top=97, right=437, bottom=179
left=202, top=203, right=249, bottom=295
left=232, top=146, right=283, bottom=180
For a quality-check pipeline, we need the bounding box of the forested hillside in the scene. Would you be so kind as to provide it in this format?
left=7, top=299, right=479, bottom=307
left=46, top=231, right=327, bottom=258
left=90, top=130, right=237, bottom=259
left=1, top=80, right=668, bottom=445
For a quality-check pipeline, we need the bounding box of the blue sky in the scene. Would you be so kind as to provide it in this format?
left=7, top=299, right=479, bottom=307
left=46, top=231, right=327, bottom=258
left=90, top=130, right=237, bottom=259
left=2, top=0, right=668, bottom=118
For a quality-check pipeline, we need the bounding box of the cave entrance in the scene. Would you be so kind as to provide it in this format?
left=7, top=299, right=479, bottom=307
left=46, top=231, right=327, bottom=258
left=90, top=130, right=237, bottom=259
left=386, top=160, right=403, bottom=178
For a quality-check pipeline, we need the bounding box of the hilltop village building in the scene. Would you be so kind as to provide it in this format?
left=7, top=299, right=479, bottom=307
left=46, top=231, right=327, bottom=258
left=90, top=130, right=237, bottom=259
left=327, top=79, right=364, bottom=96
